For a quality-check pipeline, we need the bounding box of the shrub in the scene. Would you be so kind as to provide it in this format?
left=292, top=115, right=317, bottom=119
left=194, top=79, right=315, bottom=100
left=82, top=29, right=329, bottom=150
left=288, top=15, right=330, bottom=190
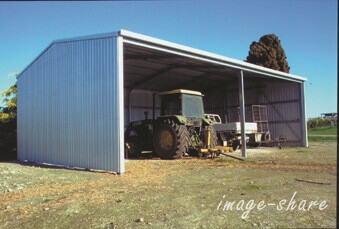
left=307, top=117, right=337, bottom=129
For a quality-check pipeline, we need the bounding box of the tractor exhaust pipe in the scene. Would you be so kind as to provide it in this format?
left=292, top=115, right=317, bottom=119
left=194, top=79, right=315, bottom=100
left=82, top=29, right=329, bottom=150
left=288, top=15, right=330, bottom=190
left=152, top=93, right=156, bottom=120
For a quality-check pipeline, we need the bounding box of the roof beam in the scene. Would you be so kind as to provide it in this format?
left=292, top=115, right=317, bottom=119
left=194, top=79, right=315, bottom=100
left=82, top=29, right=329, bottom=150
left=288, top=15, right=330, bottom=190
left=165, top=72, right=213, bottom=91
left=129, top=65, right=176, bottom=90
left=124, top=53, right=177, bottom=60
left=175, top=64, right=225, bottom=70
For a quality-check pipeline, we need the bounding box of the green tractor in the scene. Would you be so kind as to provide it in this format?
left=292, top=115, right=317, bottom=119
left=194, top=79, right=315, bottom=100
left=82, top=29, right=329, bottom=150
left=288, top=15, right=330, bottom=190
left=125, top=89, right=218, bottom=159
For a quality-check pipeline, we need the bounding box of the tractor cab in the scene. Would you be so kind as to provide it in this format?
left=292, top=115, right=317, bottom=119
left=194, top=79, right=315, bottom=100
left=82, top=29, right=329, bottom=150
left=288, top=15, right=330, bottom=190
left=158, top=89, right=207, bottom=126
left=159, top=89, right=204, bottom=118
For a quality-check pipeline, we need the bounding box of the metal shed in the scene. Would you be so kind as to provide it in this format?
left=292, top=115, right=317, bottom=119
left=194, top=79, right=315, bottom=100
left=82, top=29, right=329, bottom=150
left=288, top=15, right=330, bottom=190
left=17, top=29, right=307, bottom=174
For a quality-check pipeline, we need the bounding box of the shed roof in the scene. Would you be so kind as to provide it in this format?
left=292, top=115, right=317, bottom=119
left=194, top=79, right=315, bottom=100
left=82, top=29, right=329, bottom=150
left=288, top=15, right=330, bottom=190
left=18, top=29, right=307, bottom=83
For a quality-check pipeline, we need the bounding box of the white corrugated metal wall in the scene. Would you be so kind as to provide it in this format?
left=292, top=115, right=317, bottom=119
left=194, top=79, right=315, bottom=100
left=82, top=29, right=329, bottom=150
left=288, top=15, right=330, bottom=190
left=124, top=89, right=161, bottom=127
left=261, top=80, right=303, bottom=146
left=204, top=78, right=305, bottom=146
left=17, top=36, right=125, bottom=173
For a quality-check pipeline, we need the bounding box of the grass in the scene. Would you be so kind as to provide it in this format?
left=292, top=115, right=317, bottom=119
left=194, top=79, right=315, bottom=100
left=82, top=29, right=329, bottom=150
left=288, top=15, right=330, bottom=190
left=0, top=141, right=337, bottom=228
left=215, top=157, right=242, bottom=164
left=308, top=125, right=337, bottom=142
left=308, top=125, right=337, bottom=136
left=242, top=183, right=266, bottom=190
left=215, top=157, right=257, bottom=164
left=308, top=135, right=337, bottom=142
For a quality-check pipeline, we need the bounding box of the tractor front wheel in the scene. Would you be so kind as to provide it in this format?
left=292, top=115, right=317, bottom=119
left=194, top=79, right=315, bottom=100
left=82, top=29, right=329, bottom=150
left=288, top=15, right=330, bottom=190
left=125, top=137, right=142, bottom=158
left=154, top=119, right=190, bottom=159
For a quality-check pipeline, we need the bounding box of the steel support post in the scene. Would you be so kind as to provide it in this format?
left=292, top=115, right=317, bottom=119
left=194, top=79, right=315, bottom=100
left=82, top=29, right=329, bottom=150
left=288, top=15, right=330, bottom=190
left=238, top=70, right=247, bottom=157
left=299, top=82, right=308, bottom=147
left=128, top=89, right=132, bottom=124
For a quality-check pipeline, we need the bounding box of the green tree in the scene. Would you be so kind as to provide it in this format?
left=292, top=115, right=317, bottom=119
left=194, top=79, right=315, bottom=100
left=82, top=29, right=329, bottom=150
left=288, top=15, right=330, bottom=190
left=246, top=34, right=290, bottom=73
left=0, top=73, right=18, bottom=160
left=0, top=83, right=17, bottom=122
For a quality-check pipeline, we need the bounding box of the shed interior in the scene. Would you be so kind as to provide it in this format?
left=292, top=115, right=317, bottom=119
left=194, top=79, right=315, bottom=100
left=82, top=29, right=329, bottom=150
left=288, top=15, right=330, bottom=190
left=123, top=43, right=304, bottom=146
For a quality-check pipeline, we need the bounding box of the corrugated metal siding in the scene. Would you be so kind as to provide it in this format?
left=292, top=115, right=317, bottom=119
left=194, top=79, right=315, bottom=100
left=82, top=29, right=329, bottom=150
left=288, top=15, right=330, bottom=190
left=261, top=80, right=302, bottom=146
left=17, top=36, right=124, bottom=172
left=124, top=89, right=161, bottom=127
left=204, top=78, right=303, bottom=147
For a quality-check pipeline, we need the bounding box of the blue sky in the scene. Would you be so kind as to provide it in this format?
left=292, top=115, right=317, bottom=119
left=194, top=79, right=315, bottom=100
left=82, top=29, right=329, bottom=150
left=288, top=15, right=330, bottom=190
left=0, top=1, right=337, bottom=118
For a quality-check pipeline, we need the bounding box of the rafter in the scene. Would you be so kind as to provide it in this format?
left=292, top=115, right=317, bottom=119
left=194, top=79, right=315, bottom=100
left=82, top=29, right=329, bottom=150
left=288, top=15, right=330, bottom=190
left=124, top=53, right=177, bottom=60
left=129, top=65, right=176, bottom=90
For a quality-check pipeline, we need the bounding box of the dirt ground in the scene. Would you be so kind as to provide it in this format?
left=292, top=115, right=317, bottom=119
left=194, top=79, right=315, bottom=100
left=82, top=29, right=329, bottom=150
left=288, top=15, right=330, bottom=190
left=0, top=141, right=337, bottom=228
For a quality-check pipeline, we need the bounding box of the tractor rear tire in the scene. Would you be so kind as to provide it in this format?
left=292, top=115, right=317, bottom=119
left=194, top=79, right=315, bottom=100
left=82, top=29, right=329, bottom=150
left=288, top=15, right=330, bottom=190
left=154, top=119, right=190, bottom=159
